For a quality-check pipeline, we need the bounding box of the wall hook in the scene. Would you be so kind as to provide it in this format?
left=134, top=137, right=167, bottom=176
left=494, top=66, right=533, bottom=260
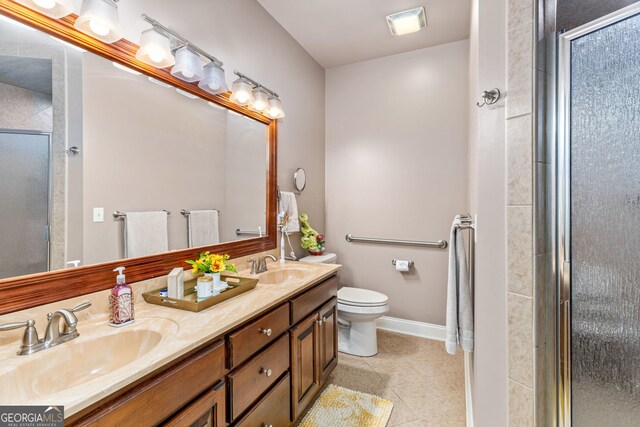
left=476, top=88, right=501, bottom=107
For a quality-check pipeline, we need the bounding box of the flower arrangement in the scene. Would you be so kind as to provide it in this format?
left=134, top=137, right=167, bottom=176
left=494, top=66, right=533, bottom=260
left=186, top=252, right=237, bottom=275
left=299, top=213, right=326, bottom=255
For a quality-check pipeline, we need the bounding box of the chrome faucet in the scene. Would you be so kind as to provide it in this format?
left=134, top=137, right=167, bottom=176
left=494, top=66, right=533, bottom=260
left=0, top=301, right=91, bottom=356
left=248, top=254, right=278, bottom=274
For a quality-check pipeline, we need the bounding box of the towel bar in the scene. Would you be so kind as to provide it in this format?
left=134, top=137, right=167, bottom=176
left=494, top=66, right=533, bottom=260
left=113, top=210, right=171, bottom=219
left=181, top=209, right=220, bottom=216
left=345, top=234, right=447, bottom=249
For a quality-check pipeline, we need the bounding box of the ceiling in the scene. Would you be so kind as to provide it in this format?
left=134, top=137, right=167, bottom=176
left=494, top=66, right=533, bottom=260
left=257, top=0, right=471, bottom=68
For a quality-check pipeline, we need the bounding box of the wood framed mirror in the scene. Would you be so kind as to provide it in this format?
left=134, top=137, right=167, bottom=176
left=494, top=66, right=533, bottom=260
left=0, top=1, right=278, bottom=314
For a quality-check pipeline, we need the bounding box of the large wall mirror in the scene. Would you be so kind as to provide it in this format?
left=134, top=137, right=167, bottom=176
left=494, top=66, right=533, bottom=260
left=0, top=2, right=277, bottom=313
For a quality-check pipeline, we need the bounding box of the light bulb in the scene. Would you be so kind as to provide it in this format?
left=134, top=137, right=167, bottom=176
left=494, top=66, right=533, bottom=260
left=33, top=0, right=56, bottom=9
left=236, top=92, right=249, bottom=104
left=208, top=82, right=221, bottom=91
left=252, top=99, right=267, bottom=111
left=147, top=46, right=166, bottom=64
left=181, top=69, right=194, bottom=79
left=89, top=19, right=110, bottom=37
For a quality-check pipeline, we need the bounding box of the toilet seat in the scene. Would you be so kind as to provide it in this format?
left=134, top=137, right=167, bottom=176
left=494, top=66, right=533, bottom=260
left=337, top=302, right=389, bottom=315
left=338, top=287, right=388, bottom=307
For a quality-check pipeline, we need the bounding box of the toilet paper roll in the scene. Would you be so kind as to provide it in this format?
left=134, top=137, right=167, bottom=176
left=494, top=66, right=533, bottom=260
left=395, top=260, right=410, bottom=272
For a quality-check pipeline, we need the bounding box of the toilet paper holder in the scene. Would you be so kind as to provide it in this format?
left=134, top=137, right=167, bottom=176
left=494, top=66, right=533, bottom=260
left=392, top=259, right=414, bottom=268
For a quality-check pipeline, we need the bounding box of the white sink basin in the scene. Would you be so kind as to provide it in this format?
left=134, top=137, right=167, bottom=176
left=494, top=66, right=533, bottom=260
left=258, top=265, right=314, bottom=285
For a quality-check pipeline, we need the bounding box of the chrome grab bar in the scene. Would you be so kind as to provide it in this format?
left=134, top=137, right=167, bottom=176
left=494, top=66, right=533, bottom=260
left=236, top=229, right=262, bottom=236
left=345, top=234, right=447, bottom=249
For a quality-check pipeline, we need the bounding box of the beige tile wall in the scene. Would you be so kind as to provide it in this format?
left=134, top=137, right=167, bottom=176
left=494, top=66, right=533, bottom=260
left=506, top=0, right=536, bottom=425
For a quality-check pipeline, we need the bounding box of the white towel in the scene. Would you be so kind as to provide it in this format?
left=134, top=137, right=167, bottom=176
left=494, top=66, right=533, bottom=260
left=124, top=211, right=169, bottom=258
left=188, top=210, right=220, bottom=248
left=445, top=216, right=474, bottom=354
left=279, top=191, right=300, bottom=233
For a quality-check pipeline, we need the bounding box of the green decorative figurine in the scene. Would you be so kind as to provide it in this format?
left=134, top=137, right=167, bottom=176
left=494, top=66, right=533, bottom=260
left=299, top=213, right=326, bottom=255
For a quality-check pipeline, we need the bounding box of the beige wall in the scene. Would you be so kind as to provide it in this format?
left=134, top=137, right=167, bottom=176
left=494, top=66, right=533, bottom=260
left=325, top=40, right=469, bottom=325
left=467, top=0, right=508, bottom=425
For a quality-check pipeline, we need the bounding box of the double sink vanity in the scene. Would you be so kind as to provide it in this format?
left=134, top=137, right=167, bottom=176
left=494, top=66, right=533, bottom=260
left=0, top=259, right=340, bottom=426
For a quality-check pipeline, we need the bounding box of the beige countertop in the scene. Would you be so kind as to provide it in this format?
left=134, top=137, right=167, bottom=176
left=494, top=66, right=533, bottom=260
left=0, top=260, right=340, bottom=417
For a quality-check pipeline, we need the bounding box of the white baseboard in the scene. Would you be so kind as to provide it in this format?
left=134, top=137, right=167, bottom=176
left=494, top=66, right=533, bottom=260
left=376, top=316, right=446, bottom=341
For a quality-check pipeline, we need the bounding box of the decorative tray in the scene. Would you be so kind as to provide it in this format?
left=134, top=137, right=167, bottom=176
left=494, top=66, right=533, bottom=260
left=142, top=274, right=259, bottom=312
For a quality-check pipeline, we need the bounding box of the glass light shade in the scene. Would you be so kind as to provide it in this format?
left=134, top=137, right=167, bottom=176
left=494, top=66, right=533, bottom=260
left=14, top=0, right=73, bottom=18
left=136, top=29, right=175, bottom=68
left=264, top=97, right=285, bottom=119
left=170, top=46, right=204, bottom=83
left=386, top=7, right=427, bottom=36
left=198, top=63, right=228, bottom=95
left=229, top=77, right=254, bottom=106
left=74, top=0, right=122, bottom=43
left=249, top=87, right=270, bottom=112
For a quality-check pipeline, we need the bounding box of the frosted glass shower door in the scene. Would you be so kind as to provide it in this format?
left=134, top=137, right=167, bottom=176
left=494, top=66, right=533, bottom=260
left=0, top=131, right=50, bottom=279
left=568, top=10, right=640, bottom=427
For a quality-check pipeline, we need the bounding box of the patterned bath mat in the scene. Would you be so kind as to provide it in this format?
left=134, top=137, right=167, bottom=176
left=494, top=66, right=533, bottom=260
left=298, top=384, right=394, bottom=427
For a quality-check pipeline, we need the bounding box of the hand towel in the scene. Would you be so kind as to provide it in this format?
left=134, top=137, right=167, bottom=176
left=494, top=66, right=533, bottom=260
left=279, top=191, right=300, bottom=233
left=188, top=210, right=220, bottom=248
left=124, top=211, right=169, bottom=258
left=445, top=216, right=474, bottom=354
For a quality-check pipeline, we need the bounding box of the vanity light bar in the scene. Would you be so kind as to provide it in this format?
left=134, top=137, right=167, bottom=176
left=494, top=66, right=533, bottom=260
left=233, top=71, right=279, bottom=98
left=141, top=14, right=223, bottom=67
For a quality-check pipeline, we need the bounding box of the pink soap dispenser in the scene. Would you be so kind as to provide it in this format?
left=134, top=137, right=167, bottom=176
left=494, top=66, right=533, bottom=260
left=109, top=266, right=134, bottom=327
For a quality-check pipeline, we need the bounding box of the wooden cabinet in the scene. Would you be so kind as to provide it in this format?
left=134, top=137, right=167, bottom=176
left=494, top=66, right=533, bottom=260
left=319, top=298, right=338, bottom=384
left=290, top=311, right=322, bottom=420
left=290, top=296, right=338, bottom=420
left=161, top=381, right=225, bottom=427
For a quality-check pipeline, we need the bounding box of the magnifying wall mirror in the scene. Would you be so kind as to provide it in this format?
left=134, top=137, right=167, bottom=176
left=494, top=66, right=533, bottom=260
left=294, top=168, right=306, bottom=194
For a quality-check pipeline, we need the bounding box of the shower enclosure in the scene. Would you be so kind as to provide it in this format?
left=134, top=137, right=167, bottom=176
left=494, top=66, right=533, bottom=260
left=0, top=130, right=51, bottom=279
left=556, top=4, right=640, bottom=426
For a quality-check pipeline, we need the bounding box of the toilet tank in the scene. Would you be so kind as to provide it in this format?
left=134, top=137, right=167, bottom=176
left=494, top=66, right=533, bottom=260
left=298, top=253, right=337, bottom=264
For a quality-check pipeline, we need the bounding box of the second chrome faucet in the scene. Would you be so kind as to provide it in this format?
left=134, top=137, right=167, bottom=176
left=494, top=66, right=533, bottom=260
left=248, top=254, right=278, bottom=274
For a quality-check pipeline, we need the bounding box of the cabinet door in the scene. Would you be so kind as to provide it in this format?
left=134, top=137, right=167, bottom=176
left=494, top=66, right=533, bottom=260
left=290, top=312, right=321, bottom=420
left=161, top=381, right=226, bottom=427
left=319, top=297, right=338, bottom=384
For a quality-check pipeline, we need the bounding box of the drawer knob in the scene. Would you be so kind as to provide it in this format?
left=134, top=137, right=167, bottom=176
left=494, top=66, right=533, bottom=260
left=260, top=327, right=272, bottom=337
left=260, top=367, right=273, bottom=377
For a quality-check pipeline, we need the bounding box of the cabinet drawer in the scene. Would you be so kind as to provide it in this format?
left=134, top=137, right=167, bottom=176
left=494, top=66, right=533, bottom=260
left=161, top=381, right=225, bottom=427
left=228, top=303, right=289, bottom=368
left=235, top=373, right=291, bottom=427
left=228, top=334, right=290, bottom=421
left=73, top=340, right=225, bottom=427
left=290, top=276, right=337, bottom=325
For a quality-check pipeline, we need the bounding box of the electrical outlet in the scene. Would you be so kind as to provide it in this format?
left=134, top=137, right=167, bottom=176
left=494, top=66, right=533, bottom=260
left=93, top=207, right=104, bottom=223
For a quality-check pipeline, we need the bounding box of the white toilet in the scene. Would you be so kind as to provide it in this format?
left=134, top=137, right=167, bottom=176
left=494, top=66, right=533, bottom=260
left=299, top=253, right=389, bottom=357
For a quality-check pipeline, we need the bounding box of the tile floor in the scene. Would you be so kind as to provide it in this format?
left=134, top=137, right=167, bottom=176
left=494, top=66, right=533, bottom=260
left=327, top=330, right=466, bottom=427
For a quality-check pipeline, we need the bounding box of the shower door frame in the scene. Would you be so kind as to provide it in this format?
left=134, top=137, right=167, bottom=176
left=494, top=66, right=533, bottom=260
left=0, top=128, right=53, bottom=273
left=555, top=3, right=640, bottom=426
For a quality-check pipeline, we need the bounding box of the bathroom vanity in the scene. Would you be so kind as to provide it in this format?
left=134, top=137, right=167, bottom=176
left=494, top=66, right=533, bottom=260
left=0, top=261, right=339, bottom=426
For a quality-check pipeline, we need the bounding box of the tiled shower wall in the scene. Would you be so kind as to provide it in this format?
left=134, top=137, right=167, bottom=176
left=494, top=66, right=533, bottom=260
left=506, top=0, right=537, bottom=425
left=0, top=43, right=67, bottom=271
